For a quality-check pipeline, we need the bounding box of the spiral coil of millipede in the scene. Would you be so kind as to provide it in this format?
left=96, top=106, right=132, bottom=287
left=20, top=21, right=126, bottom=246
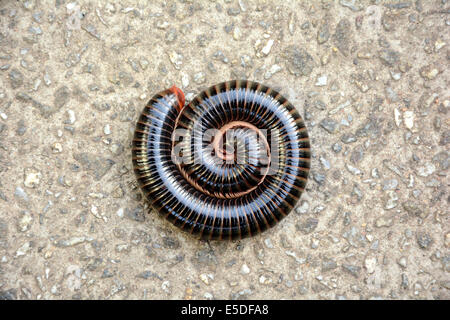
left=132, top=80, right=310, bottom=240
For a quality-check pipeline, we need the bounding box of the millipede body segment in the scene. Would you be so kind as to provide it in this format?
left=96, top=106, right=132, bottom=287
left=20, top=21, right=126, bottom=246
left=132, top=80, right=310, bottom=240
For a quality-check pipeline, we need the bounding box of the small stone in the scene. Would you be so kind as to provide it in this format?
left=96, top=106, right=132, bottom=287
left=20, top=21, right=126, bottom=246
left=378, top=49, right=399, bottom=67
left=296, top=218, right=318, bottom=234
left=66, top=110, right=76, bottom=124
left=258, top=274, right=272, bottom=285
left=416, top=232, right=433, bottom=249
left=343, top=226, right=366, bottom=248
left=181, top=73, right=189, bottom=88
left=357, top=50, right=371, bottom=59
left=43, top=69, right=52, bottom=86
left=350, top=146, right=363, bottom=164
left=165, top=28, right=177, bottom=43
left=109, top=143, right=124, bottom=156
left=193, top=72, right=206, bottom=84
left=155, top=19, right=169, bottom=29
left=371, top=168, right=380, bottom=179
left=365, top=257, right=377, bottom=274
left=339, top=0, right=363, bottom=11
left=322, top=258, right=337, bottom=272
left=0, top=289, right=17, bottom=300
left=313, top=172, right=326, bottom=185
left=434, top=39, right=446, bottom=52
left=213, top=51, right=229, bottom=64
left=320, top=118, right=338, bottom=133
left=52, top=142, right=63, bottom=153
left=321, top=51, right=331, bottom=65
left=397, top=257, right=407, bottom=268
left=298, top=286, right=308, bottom=295
left=24, top=168, right=41, bottom=188
left=432, top=151, right=449, bottom=171
left=238, top=0, right=247, bottom=12
left=346, top=164, right=362, bottom=175
left=403, top=111, right=414, bottom=130
left=9, top=68, right=24, bottom=89
left=329, top=100, right=351, bottom=115
left=310, top=238, right=319, bottom=249
left=54, top=86, right=70, bottom=109
left=264, top=238, right=274, bottom=249
left=264, top=64, right=282, bottom=80
left=162, top=236, right=180, bottom=249
left=168, top=51, right=183, bottom=70
left=116, top=208, right=124, bottom=218
left=444, top=233, right=450, bottom=248
left=65, top=265, right=82, bottom=292
left=233, top=26, right=242, bottom=40
left=139, top=58, right=149, bottom=70
left=343, top=211, right=352, bottom=226
left=332, top=18, right=352, bottom=57
left=341, top=133, right=357, bottom=144
left=15, top=120, right=26, bottom=136
left=125, top=206, right=145, bottom=222
left=385, top=87, right=398, bottom=102
left=332, top=143, right=342, bottom=153
left=375, top=215, right=394, bottom=228
left=199, top=273, right=213, bottom=285
left=385, top=191, right=398, bottom=210
left=55, top=237, right=86, bottom=247
left=394, top=109, right=402, bottom=127
left=402, top=202, right=426, bottom=219
left=240, top=263, right=250, bottom=275
left=84, top=25, right=101, bottom=39
left=390, top=70, right=402, bottom=81
left=127, top=58, right=139, bottom=73
left=90, top=205, right=104, bottom=220
left=17, top=211, right=33, bottom=232
left=0, top=122, right=6, bottom=137
left=295, top=200, right=309, bottom=215
left=382, top=179, right=398, bottom=191
left=115, top=243, right=130, bottom=253
left=73, top=153, right=115, bottom=181
left=14, top=187, right=29, bottom=203
left=317, top=22, right=330, bottom=44
left=16, top=241, right=31, bottom=257
left=419, top=65, right=440, bottom=80
left=319, top=156, right=330, bottom=170
left=342, top=264, right=360, bottom=278
left=101, top=269, right=114, bottom=279
left=136, top=270, right=160, bottom=280
left=240, top=55, right=253, bottom=68
left=284, top=45, right=314, bottom=77
left=440, top=130, right=450, bottom=146
left=261, top=39, right=274, bottom=56
left=196, top=34, right=208, bottom=48
left=288, top=12, right=296, bottom=35
left=315, top=75, right=327, bottom=87
left=23, top=0, right=35, bottom=10
left=227, top=7, right=240, bottom=16
left=103, top=124, right=111, bottom=135
left=382, top=13, right=396, bottom=32
left=401, top=274, right=409, bottom=289
left=417, top=163, right=435, bottom=177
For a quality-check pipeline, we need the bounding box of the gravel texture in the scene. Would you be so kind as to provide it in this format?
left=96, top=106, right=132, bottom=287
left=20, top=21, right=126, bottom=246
left=0, top=0, right=449, bottom=300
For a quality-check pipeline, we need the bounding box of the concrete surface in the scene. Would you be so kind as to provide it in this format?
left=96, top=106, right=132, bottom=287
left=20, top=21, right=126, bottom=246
left=0, top=0, right=449, bottom=300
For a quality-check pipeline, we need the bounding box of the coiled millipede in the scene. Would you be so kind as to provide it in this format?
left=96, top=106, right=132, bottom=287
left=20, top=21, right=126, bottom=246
left=132, top=80, right=310, bottom=240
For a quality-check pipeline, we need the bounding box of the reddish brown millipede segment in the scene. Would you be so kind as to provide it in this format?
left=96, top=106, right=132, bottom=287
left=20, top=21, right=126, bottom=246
left=132, top=80, right=310, bottom=240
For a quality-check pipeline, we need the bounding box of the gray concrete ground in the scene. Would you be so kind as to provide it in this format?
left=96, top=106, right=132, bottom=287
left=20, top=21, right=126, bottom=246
left=0, top=0, right=449, bottom=300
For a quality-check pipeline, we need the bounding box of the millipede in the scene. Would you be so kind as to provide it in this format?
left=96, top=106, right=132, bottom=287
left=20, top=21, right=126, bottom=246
left=132, top=80, right=310, bottom=240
